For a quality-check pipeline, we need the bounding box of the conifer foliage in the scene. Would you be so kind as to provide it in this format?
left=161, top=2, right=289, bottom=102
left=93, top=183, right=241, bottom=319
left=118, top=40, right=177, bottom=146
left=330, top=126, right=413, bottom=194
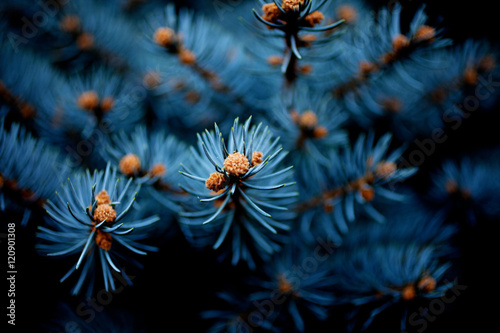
left=1, top=0, right=498, bottom=332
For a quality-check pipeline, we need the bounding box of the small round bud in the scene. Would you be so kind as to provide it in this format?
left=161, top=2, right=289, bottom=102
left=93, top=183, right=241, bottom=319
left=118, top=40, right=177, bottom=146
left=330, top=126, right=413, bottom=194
left=277, top=274, right=294, bottom=294
left=76, top=32, right=95, bottom=51
left=119, top=153, right=141, bottom=176
left=304, top=11, right=324, bottom=27
left=224, top=152, right=250, bottom=177
left=313, top=126, right=328, bottom=139
left=149, top=163, right=167, bottom=177
left=392, top=34, right=410, bottom=52
left=100, top=96, right=115, bottom=113
left=95, top=229, right=112, bottom=251
left=60, top=15, right=81, bottom=33
left=298, top=110, right=318, bottom=129
left=375, top=161, right=397, bottom=179
left=301, top=34, right=317, bottom=43
left=77, top=91, right=99, bottom=111
left=414, top=25, right=435, bottom=43
left=299, top=64, right=313, bottom=75
left=463, top=66, right=478, bottom=85
left=251, top=151, right=264, bottom=167
left=267, top=55, right=284, bottom=66
left=206, top=172, right=227, bottom=192
left=281, top=0, right=304, bottom=12
left=337, top=5, right=357, bottom=23
left=93, top=204, right=117, bottom=225
left=417, top=276, right=436, bottom=293
left=401, top=285, right=416, bottom=301
left=359, top=61, right=378, bottom=77
left=153, top=27, right=175, bottom=48
left=178, top=49, right=197, bottom=65
left=95, top=190, right=111, bottom=205
left=262, top=3, right=282, bottom=23
left=359, top=183, right=374, bottom=202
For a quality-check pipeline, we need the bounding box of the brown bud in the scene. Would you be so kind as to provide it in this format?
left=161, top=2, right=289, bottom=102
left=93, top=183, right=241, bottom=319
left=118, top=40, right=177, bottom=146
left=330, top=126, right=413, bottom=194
left=95, top=190, right=111, bottom=205
left=313, top=126, right=328, bottom=139
left=401, top=285, right=416, bottom=301
left=60, top=15, right=81, bottom=33
left=93, top=204, right=117, bottom=225
left=304, top=11, right=324, bottom=28
left=149, top=163, right=167, bottom=177
left=359, top=183, right=374, bottom=202
left=414, top=25, right=435, bottom=43
left=337, top=5, right=357, bottom=23
left=95, top=230, right=112, bottom=251
left=76, top=32, right=95, bottom=51
left=153, top=27, right=175, bottom=48
left=267, top=55, right=284, bottom=66
left=178, top=49, right=197, bottom=65
left=262, top=3, right=282, bottom=23
left=251, top=151, right=264, bottom=167
left=119, top=153, right=141, bottom=176
left=224, top=152, right=249, bottom=177
left=417, top=276, right=436, bottom=293
left=392, top=34, right=410, bottom=52
left=205, top=172, right=227, bottom=192
left=100, top=96, right=115, bottom=113
left=77, top=91, right=99, bottom=111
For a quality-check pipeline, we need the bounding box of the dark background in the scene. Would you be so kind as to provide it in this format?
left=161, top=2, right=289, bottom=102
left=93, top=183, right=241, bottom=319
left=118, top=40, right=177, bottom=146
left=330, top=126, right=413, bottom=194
left=2, top=0, right=499, bottom=332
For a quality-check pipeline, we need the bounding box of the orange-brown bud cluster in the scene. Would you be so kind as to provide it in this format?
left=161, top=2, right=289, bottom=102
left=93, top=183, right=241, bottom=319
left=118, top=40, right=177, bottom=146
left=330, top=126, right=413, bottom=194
left=77, top=90, right=115, bottom=113
left=224, top=152, right=250, bottom=177
left=392, top=34, right=410, bottom=53
left=374, top=161, right=397, bottom=179
left=153, top=27, right=175, bottom=48
left=262, top=3, right=282, bottom=23
left=281, top=0, right=304, bottom=12
left=261, top=1, right=324, bottom=29
left=359, top=182, right=374, bottom=202
left=291, top=110, right=329, bottom=139
left=251, top=151, right=264, bottom=167
left=92, top=189, right=117, bottom=251
left=400, top=274, right=437, bottom=301
left=277, top=274, right=294, bottom=294
left=336, top=5, right=357, bottom=23
left=413, top=25, right=436, bottom=43
left=178, top=48, right=197, bottom=65
left=119, top=153, right=141, bottom=176
left=93, top=204, right=117, bottom=225
left=95, top=229, right=112, bottom=251
left=206, top=172, right=227, bottom=192
left=267, top=55, right=284, bottom=66
left=401, top=284, right=416, bottom=301
left=76, top=32, right=95, bottom=51
left=59, top=15, right=81, bottom=33
left=149, top=163, right=167, bottom=177
left=304, top=11, right=324, bottom=27
left=95, top=190, right=111, bottom=206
